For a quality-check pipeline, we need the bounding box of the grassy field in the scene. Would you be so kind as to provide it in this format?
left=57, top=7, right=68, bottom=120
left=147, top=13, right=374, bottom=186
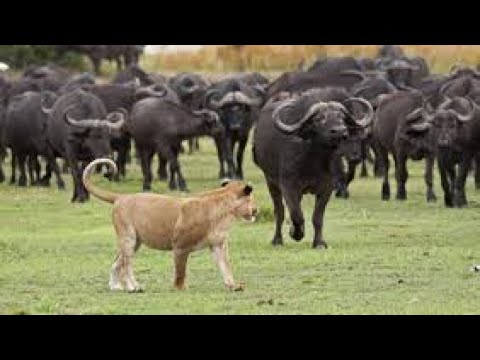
left=1, top=138, right=480, bottom=315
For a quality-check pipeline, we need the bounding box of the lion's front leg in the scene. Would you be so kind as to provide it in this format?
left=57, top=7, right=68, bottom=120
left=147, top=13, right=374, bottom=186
left=210, top=241, right=244, bottom=291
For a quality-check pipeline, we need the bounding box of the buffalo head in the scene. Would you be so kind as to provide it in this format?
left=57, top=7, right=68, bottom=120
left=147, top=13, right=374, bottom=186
left=273, top=96, right=373, bottom=147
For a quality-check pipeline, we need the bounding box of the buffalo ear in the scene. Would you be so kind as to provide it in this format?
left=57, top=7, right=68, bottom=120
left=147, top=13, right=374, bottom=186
left=243, top=184, right=253, bottom=196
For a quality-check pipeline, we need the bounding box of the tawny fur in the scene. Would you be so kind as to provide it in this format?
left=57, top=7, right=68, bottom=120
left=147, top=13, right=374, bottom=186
left=82, top=158, right=257, bottom=292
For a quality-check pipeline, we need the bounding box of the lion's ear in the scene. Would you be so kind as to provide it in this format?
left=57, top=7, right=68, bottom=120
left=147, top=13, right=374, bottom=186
left=243, top=184, right=253, bottom=196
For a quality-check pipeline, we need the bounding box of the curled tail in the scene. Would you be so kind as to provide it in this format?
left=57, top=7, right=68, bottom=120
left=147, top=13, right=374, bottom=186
left=82, top=158, right=120, bottom=204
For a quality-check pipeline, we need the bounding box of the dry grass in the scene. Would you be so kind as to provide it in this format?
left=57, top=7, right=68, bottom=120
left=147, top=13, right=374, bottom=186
left=141, top=45, right=480, bottom=75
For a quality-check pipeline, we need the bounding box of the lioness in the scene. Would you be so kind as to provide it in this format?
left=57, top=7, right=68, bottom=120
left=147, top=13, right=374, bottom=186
left=82, top=158, right=257, bottom=292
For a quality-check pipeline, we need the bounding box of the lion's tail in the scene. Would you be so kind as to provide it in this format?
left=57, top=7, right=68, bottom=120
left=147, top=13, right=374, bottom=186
left=82, top=158, right=120, bottom=204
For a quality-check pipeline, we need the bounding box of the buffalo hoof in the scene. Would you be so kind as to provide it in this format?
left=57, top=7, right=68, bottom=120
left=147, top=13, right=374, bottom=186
left=271, top=237, right=284, bottom=246
left=168, top=181, right=177, bottom=191
left=18, top=178, right=27, bottom=187
left=158, top=173, right=168, bottom=181
left=426, top=191, right=437, bottom=203
left=72, top=195, right=88, bottom=203
left=0, top=171, right=4, bottom=183
left=312, top=241, right=328, bottom=250
left=335, top=189, right=349, bottom=199
left=475, top=181, right=480, bottom=190
left=9, top=178, right=16, bottom=185
left=360, top=168, right=368, bottom=178
left=39, top=177, right=51, bottom=187
left=143, top=184, right=152, bottom=192
left=289, top=225, right=304, bottom=242
left=57, top=181, right=66, bottom=190
left=382, top=183, right=390, bottom=200
left=444, top=198, right=454, bottom=208
left=396, top=193, right=407, bottom=201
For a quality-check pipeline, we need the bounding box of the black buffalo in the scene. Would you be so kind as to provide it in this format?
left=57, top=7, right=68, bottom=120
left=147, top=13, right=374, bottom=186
left=4, top=91, right=64, bottom=188
left=372, top=91, right=437, bottom=202
left=253, top=88, right=373, bottom=248
left=206, top=78, right=264, bottom=180
left=128, top=98, right=224, bottom=192
left=42, top=88, right=126, bottom=202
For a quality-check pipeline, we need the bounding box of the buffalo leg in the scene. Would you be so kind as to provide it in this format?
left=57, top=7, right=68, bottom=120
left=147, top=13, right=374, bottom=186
left=224, top=137, right=236, bottom=179
left=214, top=136, right=227, bottom=179
left=10, top=153, right=16, bottom=185
left=266, top=179, right=285, bottom=246
left=360, top=141, right=369, bottom=178
left=438, top=157, right=455, bottom=208
left=18, top=154, right=27, bottom=187
left=41, top=147, right=65, bottom=190
left=48, top=158, right=65, bottom=190
left=395, top=152, right=408, bottom=200
left=157, top=154, right=168, bottom=181
left=0, top=147, right=6, bottom=183
left=312, top=185, right=334, bottom=249
left=372, top=145, right=384, bottom=177
left=62, top=160, right=69, bottom=174
left=68, top=158, right=88, bottom=203
left=377, top=145, right=390, bottom=200
left=282, top=187, right=304, bottom=242
left=235, top=137, right=248, bottom=180
left=115, top=138, right=129, bottom=181
left=454, top=154, right=472, bottom=208
left=138, top=147, right=154, bottom=192
left=346, top=160, right=358, bottom=187
left=332, top=156, right=349, bottom=199
left=474, top=152, right=480, bottom=189
left=425, top=155, right=437, bottom=203
left=160, top=145, right=188, bottom=192
left=28, top=155, right=38, bottom=186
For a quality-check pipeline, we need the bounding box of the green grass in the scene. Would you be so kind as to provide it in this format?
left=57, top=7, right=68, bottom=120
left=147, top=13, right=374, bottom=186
left=1, top=139, right=480, bottom=315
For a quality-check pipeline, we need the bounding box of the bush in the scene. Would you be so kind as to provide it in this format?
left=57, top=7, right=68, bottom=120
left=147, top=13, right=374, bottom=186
left=0, top=45, right=88, bottom=72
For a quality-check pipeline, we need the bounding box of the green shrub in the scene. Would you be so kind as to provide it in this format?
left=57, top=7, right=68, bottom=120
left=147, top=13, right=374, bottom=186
left=0, top=45, right=88, bottom=72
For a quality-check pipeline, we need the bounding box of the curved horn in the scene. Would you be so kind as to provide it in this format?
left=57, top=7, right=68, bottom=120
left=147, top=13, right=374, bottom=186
left=406, top=107, right=423, bottom=121
left=396, top=83, right=417, bottom=92
left=135, top=84, right=168, bottom=99
left=409, top=121, right=431, bottom=132
left=340, top=70, right=366, bottom=81
left=40, top=91, right=57, bottom=115
left=438, top=96, right=453, bottom=111
left=232, top=91, right=262, bottom=107
left=273, top=99, right=328, bottom=134
left=343, top=97, right=374, bottom=127
left=41, top=99, right=54, bottom=115
left=422, top=100, right=436, bottom=123
left=452, top=97, right=475, bottom=122
left=193, top=109, right=220, bottom=124
left=209, top=91, right=261, bottom=108
left=65, top=106, right=126, bottom=131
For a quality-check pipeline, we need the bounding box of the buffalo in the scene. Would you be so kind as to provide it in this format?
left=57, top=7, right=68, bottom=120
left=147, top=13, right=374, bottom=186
left=42, top=88, right=126, bottom=202
left=372, top=91, right=437, bottom=202
left=128, top=97, right=224, bottom=192
left=206, top=78, right=264, bottom=180
left=253, top=88, right=373, bottom=248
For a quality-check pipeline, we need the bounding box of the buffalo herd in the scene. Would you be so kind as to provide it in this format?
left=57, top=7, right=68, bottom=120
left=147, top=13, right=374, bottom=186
left=1, top=45, right=480, bottom=249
